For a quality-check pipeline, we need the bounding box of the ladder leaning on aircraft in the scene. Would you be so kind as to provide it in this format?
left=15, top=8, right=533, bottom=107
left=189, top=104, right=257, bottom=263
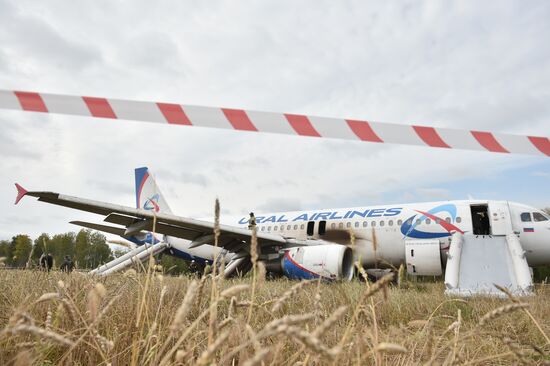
left=14, top=167, right=550, bottom=295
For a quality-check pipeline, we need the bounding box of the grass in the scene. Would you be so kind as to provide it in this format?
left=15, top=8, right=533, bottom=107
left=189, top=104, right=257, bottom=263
left=0, top=267, right=549, bottom=365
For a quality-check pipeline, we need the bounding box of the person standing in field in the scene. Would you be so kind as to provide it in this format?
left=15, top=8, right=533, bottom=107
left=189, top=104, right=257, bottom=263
left=40, top=253, right=53, bottom=272
left=248, top=212, right=257, bottom=230
left=60, top=255, right=74, bottom=272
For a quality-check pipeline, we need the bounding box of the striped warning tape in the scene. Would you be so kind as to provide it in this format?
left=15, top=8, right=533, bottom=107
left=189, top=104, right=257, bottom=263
left=0, top=90, right=548, bottom=156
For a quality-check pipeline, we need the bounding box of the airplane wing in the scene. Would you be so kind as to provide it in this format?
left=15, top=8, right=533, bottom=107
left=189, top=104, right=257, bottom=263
left=14, top=184, right=308, bottom=254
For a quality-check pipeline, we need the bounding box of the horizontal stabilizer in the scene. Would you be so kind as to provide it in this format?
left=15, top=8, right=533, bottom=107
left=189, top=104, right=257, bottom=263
left=70, top=221, right=126, bottom=236
left=14, top=183, right=28, bottom=205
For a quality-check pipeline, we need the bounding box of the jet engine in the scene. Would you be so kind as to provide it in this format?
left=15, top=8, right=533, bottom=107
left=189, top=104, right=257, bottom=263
left=267, top=244, right=354, bottom=281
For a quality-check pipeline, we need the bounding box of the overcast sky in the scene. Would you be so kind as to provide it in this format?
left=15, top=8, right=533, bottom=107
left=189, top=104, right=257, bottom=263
left=1, top=0, right=549, bottom=240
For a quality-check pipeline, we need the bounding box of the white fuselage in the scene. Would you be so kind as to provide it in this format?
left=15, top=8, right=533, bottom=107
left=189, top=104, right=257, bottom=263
left=155, top=200, right=550, bottom=268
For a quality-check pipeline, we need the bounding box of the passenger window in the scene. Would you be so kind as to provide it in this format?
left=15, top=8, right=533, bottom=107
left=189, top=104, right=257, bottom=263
left=372, top=221, right=376, bottom=227
left=445, top=217, right=451, bottom=223
left=388, top=220, right=393, bottom=226
left=380, top=221, right=385, bottom=227
left=354, top=222, right=359, bottom=228
left=274, top=226, right=277, bottom=231
left=426, top=218, right=431, bottom=225
left=346, top=222, right=351, bottom=228
left=280, top=225, right=284, bottom=231
left=300, top=224, right=305, bottom=230
left=261, top=226, right=265, bottom=231
left=533, top=212, right=548, bottom=222
left=331, top=223, right=336, bottom=229
left=294, top=225, right=298, bottom=230
left=287, top=225, right=291, bottom=230
left=267, top=226, right=271, bottom=231
left=363, top=221, right=368, bottom=227
left=339, top=223, right=344, bottom=229
left=520, top=212, right=532, bottom=222
left=319, top=221, right=327, bottom=235
left=416, top=219, right=421, bottom=225
left=456, top=217, right=462, bottom=223
left=397, top=219, right=402, bottom=225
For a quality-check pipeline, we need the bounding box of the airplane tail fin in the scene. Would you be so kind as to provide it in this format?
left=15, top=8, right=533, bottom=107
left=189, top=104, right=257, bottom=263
left=134, top=167, right=173, bottom=214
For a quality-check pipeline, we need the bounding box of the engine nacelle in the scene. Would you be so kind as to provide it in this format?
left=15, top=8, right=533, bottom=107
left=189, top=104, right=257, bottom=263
left=281, top=244, right=354, bottom=281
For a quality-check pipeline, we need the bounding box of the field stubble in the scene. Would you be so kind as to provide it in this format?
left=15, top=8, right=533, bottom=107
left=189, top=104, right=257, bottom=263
left=0, top=265, right=549, bottom=365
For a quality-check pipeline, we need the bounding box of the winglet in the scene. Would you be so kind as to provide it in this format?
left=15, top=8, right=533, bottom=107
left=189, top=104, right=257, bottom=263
left=14, top=183, right=28, bottom=205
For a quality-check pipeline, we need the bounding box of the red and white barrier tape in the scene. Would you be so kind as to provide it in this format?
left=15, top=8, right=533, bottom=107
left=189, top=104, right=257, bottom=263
left=0, top=90, right=548, bottom=156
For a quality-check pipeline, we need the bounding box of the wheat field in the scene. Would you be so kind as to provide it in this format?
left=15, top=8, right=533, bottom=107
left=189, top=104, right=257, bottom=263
left=0, top=264, right=549, bottom=366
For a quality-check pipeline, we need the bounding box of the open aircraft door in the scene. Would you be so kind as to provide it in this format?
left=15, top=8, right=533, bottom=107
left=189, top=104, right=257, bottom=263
left=488, top=202, right=513, bottom=235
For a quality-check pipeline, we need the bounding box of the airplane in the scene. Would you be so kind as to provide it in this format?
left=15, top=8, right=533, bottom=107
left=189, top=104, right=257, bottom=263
left=13, top=167, right=550, bottom=282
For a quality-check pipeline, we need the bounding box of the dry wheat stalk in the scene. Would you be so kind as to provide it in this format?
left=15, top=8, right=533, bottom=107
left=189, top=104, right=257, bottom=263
left=217, top=317, right=234, bottom=331
left=256, top=261, right=267, bottom=289
left=2, top=324, right=74, bottom=347
left=171, top=280, right=199, bottom=334
left=478, top=303, right=529, bottom=326
left=354, top=261, right=369, bottom=282
left=14, top=349, right=33, bottom=366
left=407, top=320, right=428, bottom=328
left=195, top=273, right=210, bottom=306
left=196, top=329, right=230, bottom=365
left=495, top=284, right=550, bottom=345
left=175, top=349, right=189, bottom=363
left=363, top=273, right=394, bottom=299
left=502, top=337, right=529, bottom=365
left=45, top=309, right=52, bottom=331
left=35, top=293, right=60, bottom=304
left=60, top=298, right=77, bottom=324
left=284, top=325, right=341, bottom=359
left=87, top=283, right=107, bottom=322
left=374, top=342, right=408, bottom=354
left=14, top=341, right=36, bottom=349
left=93, top=329, right=115, bottom=352
left=494, top=283, right=520, bottom=303
left=220, top=284, right=250, bottom=298
left=245, top=323, right=261, bottom=351
left=242, top=348, right=270, bottom=366
left=271, top=280, right=314, bottom=312
left=313, top=305, right=347, bottom=337
left=8, top=310, right=34, bottom=328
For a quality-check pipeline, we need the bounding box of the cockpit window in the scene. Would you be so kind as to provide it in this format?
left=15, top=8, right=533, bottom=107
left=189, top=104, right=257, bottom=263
left=533, top=212, right=549, bottom=222
left=520, top=212, right=532, bottom=222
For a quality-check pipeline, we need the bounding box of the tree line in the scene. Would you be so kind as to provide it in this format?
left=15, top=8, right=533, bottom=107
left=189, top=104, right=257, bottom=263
left=0, top=229, right=113, bottom=269
left=0, top=229, right=190, bottom=274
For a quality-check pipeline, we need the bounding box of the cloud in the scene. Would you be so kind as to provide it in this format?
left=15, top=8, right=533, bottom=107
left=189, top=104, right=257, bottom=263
left=415, top=188, right=451, bottom=201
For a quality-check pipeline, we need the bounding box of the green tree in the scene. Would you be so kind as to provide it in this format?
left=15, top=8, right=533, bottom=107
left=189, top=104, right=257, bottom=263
left=75, top=230, right=91, bottom=267
left=159, top=254, right=190, bottom=275
left=0, top=240, right=13, bottom=264
left=50, top=233, right=76, bottom=267
left=80, top=231, right=112, bottom=269
left=12, top=235, right=32, bottom=267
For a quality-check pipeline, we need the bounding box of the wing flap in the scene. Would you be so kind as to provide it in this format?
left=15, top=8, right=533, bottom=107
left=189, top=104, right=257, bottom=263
left=70, top=221, right=126, bottom=236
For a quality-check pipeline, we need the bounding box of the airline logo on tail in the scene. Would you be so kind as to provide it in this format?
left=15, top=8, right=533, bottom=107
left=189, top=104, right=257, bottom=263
left=401, top=204, right=464, bottom=239
left=134, top=166, right=173, bottom=214
left=143, top=194, right=160, bottom=212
